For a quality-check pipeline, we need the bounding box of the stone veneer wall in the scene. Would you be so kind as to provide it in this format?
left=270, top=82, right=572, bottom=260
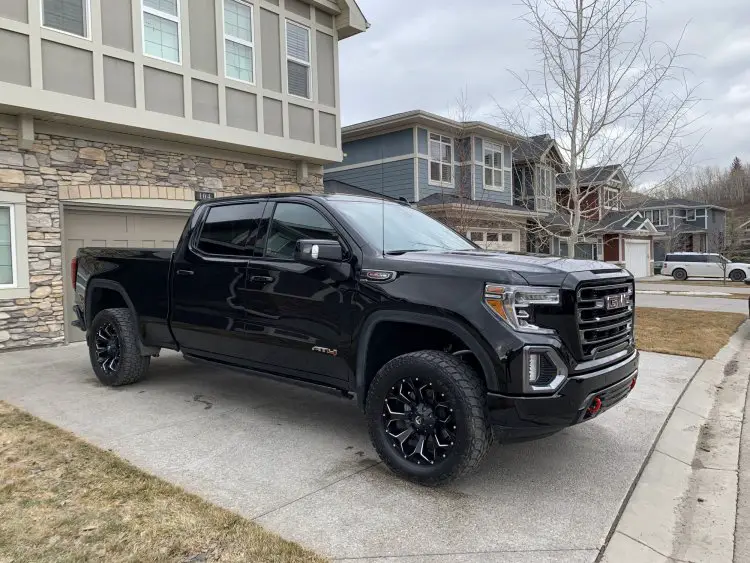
left=0, top=123, right=323, bottom=350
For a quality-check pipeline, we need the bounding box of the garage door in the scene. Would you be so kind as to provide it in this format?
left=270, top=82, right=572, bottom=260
left=625, top=240, right=650, bottom=279
left=63, top=208, right=191, bottom=343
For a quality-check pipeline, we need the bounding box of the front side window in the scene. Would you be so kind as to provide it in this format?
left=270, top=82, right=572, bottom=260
left=484, top=143, right=505, bottom=190
left=224, top=0, right=254, bottom=83
left=286, top=21, right=311, bottom=98
left=0, top=206, right=15, bottom=287
left=266, top=203, right=337, bottom=259
left=196, top=203, right=265, bottom=256
left=43, top=0, right=89, bottom=37
left=603, top=187, right=619, bottom=210
left=143, top=0, right=181, bottom=63
left=428, top=133, right=453, bottom=186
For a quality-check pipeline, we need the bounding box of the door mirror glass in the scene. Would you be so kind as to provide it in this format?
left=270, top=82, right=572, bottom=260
left=294, top=239, right=344, bottom=264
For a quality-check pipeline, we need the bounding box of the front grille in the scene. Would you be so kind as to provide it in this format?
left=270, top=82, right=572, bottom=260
left=576, top=280, right=634, bottom=359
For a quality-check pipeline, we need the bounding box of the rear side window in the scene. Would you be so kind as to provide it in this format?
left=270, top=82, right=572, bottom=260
left=265, top=203, right=338, bottom=259
left=196, top=202, right=265, bottom=256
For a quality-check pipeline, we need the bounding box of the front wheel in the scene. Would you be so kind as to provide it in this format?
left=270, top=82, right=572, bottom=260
left=729, top=269, right=746, bottom=282
left=672, top=268, right=688, bottom=281
left=88, top=308, right=150, bottom=387
left=365, top=350, right=493, bottom=486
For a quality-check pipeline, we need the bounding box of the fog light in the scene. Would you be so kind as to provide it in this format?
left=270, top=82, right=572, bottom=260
left=527, top=353, right=540, bottom=384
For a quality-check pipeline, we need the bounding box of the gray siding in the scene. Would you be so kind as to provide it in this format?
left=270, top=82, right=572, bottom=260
left=144, top=67, right=184, bottom=117
left=41, top=41, right=94, bottom=99
left=0, top=30, right=30, bottom=87
left=103, top=56, right=136, bottom=107
left=285, top=0, right=311, bottom=18
left=0, top=0, right=27, bottom=23
left=417, top=127, right=428, bottom=155
left=325, top=159, right=415, bottom=200
left=336, top=129, right=414, bottom=166
left=289, top=103, right=315, bottom=143
left=319, top=112, right=337, bottom=147
left=101, top=0, right=133, bottom=52
left=192, top=79, right=220, bottom=124
left=263, top=97, right=284, bottom=136
left=261, top=8, right=282, bottom=92
left=474, top=137, right=483, bottom=161
left=708, top=208, right=726, bottom=249
left=316, top=31, right=336, bottom=107
left=226, top=88, right=258, bottom=131
left=189, top=0, right=218, bottom=75
left=315, top=9, right=334, bottom=28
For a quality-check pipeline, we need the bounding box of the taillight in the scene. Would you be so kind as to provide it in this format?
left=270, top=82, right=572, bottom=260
left=71, top=257, right=78, bottom=290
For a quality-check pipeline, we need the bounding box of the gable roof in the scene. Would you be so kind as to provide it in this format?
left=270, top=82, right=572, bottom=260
left=341, top=110, right=525, bottom=144
left=514, top=134, right=554, bottom=162
left=625, top=197, right=729, bottom=211
left=558, top=165, right=626, bottom=188
left=323, top=0, right=368, bottom=39
left=541, top=210, right=657, bottom=234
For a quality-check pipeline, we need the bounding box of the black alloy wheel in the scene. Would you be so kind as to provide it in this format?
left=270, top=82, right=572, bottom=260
left=383, top=376, right=457, bottom=466
left=94, top=322, right=121, bottom=375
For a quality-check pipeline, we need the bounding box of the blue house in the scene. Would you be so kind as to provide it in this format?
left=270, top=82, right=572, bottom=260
left=324, top=110, right=536, bottom=251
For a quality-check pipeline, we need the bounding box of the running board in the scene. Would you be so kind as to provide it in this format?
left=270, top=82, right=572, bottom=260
left=182, top=353, right=354, bottom=400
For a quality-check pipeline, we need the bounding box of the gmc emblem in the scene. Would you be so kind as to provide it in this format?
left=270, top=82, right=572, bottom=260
left=605, top=293, right=630, bottom=310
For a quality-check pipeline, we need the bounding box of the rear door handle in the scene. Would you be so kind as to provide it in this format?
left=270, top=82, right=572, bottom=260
left=250, top=275, right=273, bottom=283
left=176, top=269, right=194, bottom=276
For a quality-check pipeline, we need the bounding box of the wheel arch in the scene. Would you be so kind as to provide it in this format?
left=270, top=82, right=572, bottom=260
left=355, top=311, right=498, bottom=411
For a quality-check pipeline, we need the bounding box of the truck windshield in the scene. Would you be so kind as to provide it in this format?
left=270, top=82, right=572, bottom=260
left=329, top=199, right=476, bottom=254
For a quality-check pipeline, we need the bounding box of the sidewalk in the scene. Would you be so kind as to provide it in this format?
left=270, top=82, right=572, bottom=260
left=736, top=363, right=750, bottom=562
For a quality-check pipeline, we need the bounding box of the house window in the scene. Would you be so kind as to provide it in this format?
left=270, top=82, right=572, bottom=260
left=142, top=0, right=181, bottom=63
left=0, top=206, right=15, bottom=287
left=483, top=143, right=505, bottom=190
left=223, top=0, right=254, bottom=83
left=42, top=0, right=90, bottom=38
left=536, top=166, right=555, bottom=212
left=286, top=21, right=311, bottom=99
left=696, top=208, right=707, bottom=228
left=603, top=187, right=619, bottom=210
left=502, top=233, right=513, bottom=243
left=469, top=231, right=483, bottom=242
left=428, top=133, right=453, bottom=186
left=686, top=209, right=696, bottom=221
left=645, top=209, right=666, bottom=226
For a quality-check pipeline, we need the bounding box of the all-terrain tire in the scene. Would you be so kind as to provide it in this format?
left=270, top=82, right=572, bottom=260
left=672, top=268, right=688, bottom=281
left=88, top=308, right=150, bottom=387
left=729, top=269, right=746, bottom=282
left=365, top=350, right=493, bottom=486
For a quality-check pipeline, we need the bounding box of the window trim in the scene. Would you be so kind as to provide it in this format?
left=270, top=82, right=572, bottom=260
left=428, top=132, right=454, bottom=188
left=0, top=192, right=29, bottom=299
left=686, top=209, right=696, bottom=221
left=41, top=0, right=92, bottom=40
left=602, top=187, right=619, bottom=210
left=645, top=209, right=667, bottom=227
left=191, top=201, right=267, bottom=260
left=483, top=142, right=506, bottom=192
left=222, top=0, right=256, bottom=86
left=536, top=165, right=556, bottom=212
left=285, top=19, right=312, bottom=100
left=0, top=204, right=18, bottom=290
left=141, top=0, right=182, bottom=65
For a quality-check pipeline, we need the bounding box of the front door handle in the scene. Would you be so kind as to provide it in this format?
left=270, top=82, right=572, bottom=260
left=176, top=269, right=194, bottom=276
left=250, top=275, right=273, bottom=283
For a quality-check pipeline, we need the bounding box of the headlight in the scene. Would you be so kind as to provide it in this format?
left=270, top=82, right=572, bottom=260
left=484, top=284, right=560, bottom=334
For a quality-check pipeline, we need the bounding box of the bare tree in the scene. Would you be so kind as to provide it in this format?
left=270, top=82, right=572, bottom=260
left=499, top=0, right=702, bottom=257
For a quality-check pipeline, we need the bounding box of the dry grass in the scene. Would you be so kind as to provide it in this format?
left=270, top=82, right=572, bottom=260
left=635, top=307, right=747, bottom=359
left=0, top=402, right=326, bottom=563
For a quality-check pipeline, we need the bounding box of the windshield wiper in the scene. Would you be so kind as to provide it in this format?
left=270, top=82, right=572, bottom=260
left=385, top=249, right=430, bottom=256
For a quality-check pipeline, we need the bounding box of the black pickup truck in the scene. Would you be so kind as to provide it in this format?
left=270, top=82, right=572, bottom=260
left=72, top=193, right=639, bottom=485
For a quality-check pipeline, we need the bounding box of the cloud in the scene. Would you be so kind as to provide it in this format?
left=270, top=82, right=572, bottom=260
left=341, top=0, right=750, bottom=171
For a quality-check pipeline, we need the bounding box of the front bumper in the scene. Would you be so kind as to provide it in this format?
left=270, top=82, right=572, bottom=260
left=488, top=350, right=638, bottom=438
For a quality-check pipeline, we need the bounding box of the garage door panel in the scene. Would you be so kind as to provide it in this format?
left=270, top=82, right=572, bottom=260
left=63, top=208, right=190, bottom=343
left=625, top=241, right=650, bottom=279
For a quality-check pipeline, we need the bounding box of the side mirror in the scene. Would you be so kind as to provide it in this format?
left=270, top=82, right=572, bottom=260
left=294, top=239, right=344, bottom=265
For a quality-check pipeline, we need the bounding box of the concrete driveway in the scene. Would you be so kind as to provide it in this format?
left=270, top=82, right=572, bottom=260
left=0, top=343, right=701, bottom=562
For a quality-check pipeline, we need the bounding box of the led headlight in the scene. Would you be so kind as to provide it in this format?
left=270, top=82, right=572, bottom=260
left=484, top=284, right=560, bottom=334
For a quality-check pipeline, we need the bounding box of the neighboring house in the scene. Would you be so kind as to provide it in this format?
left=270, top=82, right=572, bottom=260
left=0, top=0, right=367, bottom=350
left=624, top=198, right=728, bottom=262
left=324, top=110, right=537, bottom=252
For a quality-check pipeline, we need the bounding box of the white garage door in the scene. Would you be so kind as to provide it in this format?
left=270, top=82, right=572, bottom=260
left=468, top=230, right=521, bottom=252
left=625, top=240, right=650, bottom=279
left=63, top=207, right=191, bottom=343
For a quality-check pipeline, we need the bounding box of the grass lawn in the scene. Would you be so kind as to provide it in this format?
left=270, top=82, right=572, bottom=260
left=0, top=402, right=325, bottom=563
left=635, top=307, right=747, bottom=359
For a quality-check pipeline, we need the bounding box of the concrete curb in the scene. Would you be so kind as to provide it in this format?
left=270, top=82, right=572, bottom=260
left=600, top=321, right=750, bottom=563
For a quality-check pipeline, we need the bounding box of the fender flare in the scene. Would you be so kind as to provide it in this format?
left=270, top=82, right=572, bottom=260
left=85, top=279, right=158, bottom=356
left=354, top=310, right=499, bottom=410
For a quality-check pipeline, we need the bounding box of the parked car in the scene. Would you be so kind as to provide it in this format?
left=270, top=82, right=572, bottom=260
left=72, top=194, right=639, bottom=485
left=661, top=252, right=750, bottom=282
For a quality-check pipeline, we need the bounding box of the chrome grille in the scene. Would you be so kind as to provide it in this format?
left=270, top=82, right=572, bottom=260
left=576, top=281, right=634, bottom=359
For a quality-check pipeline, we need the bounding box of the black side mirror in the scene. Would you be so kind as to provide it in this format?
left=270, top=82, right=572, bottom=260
left=294, top=239, right=344, bottom=265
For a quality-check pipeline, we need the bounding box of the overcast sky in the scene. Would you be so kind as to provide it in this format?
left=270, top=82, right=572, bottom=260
left=338, top=0, right=750, bottom=173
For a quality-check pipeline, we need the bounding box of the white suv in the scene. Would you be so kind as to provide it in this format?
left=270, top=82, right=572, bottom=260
left=661, top=253, right=750, bottom=282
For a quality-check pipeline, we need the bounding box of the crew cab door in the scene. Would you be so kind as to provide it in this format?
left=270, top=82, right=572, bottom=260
left=170, top=200, right=267, bottom=360
left=242, top=201, right=354, bottom=383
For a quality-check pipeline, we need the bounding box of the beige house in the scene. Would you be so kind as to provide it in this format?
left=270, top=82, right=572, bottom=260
left=0, top=0, right=367, bottom=349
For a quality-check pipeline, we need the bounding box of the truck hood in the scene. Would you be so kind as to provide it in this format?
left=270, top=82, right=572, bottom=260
left=389, top=250, right=626, bottom=285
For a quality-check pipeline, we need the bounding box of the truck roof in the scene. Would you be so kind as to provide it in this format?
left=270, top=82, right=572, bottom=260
left=197, top=192, right=410, bottom=206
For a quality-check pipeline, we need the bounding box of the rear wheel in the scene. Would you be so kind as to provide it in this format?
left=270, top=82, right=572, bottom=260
left=729, top=269, right=746, bottom=282
left=672, top=268, right=688, bottom=281
left=88, top=308, right=150, bottom=387
left=365, top=350, right=493, bottom=486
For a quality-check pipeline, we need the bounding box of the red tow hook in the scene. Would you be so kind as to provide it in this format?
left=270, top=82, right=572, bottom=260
left=630, top=377, right=637, bottom=390
left=587, top=397, right=602, bottom=416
